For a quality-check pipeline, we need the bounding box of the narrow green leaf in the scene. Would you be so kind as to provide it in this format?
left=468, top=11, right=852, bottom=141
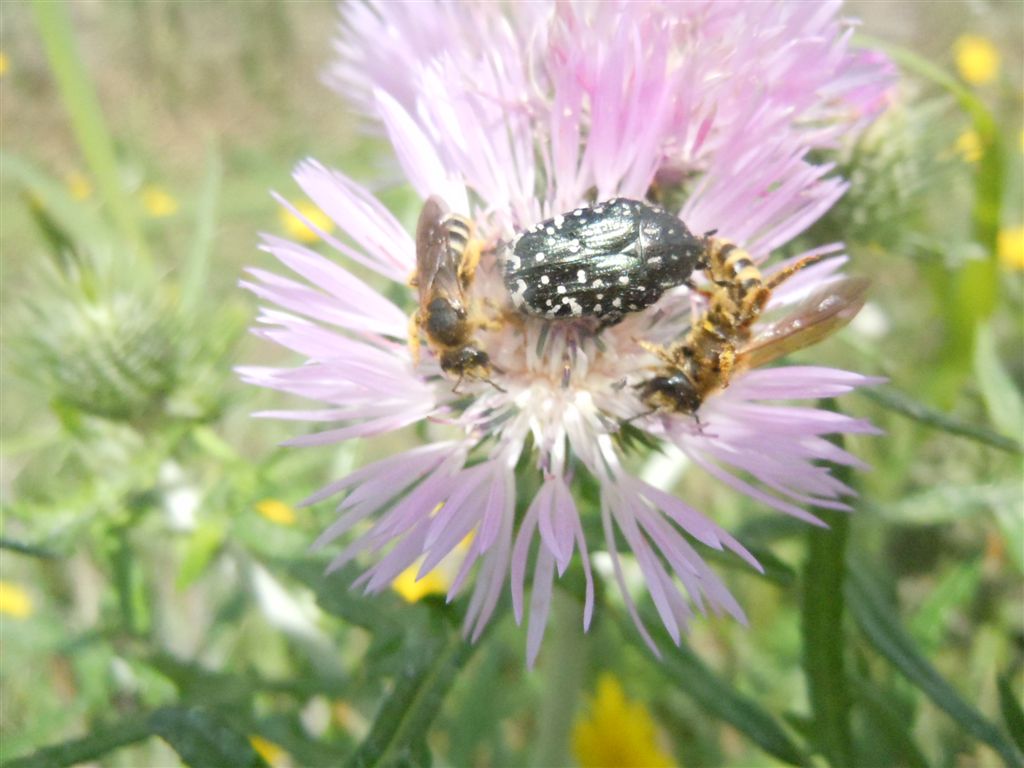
left=973, top=324, right=1024, bottom=441
left=181, top=147, right=223, bottom=316
left=802, top=508, right=852, bottom=767
left=861, top=387, right=1022, bottom=454
left=285, top=560, right=404, bottom=636
left=849, top=676, right=930, bottom=768
left=176, top=521, right=227, bottom=590
left=847, top=568, right=1024, bottom=768
left=346, top=632, right=476, bottom=768
left=3, top=716, right=151, bottom=768
left=869, top=482, right=1021, bottom=525
left=618, top=608, right=809, bottom=766
left=31, top=0, right=149, bottom=266
left=0, top=151, right=111, bottom=250
left=998, top=674, right=1024, bottom=753
left=907, top=559, right=982, bottom=650
left=149, top=707, right=265, bottom=768
left=0, top=537, right=58, bottom=559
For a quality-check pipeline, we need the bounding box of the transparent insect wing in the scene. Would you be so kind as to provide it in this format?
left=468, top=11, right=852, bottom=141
left=739, top=276, right=870, bottom=370
left=415, top=196, right=463, bottom=307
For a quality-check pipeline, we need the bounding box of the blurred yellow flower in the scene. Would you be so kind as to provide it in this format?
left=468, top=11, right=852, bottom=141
left=141, top=185, right=179, bottom=218
left=280, top=200, right=334, bottom=243
left=65, top=171, right=93, bottom=201
left=954, top=129, right=982, bottom=164
left=256, top=498, right=297, bottom=526
left=0, top=581, right=33, bottom=619
left=954, top=35, right=1000, bottom=85
left=998, top=227, right=1024, bottom=270
left=572, top=674, right=675, bottom=768
left=391, top=528, right=473, bottom=602
left=392, top=566, right=448, bottom=602
left=249, top=735, right=287, bottom=767
left=0, top=51, right=9, bottom=78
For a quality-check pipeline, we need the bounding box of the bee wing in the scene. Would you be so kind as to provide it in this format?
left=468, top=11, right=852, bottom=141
left=738, top=277, right=870, bottom=370
left=415, top=196, right=463, bottom=304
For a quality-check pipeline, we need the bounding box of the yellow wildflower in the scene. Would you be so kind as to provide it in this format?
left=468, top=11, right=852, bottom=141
left=65, top=171, right=93, bottom=200
left=392, top=566, right=449, bottom=603
left=249, top=734, right=287, bottom=767
left=255, top=499, right=297, bottom=526
left=141, top=185, right=179, bottom=218
left=954, top=35, right=1000, bottom=85
left=0, top=581, right=33, bottom=619
left=954, top=129, right=982, bottom=164
left=391, top=530, right=473, bottom=602
left=280, top=200, right=334, bottom=243
left=998, top=227, right=1024, bottom=271
left=572, top=674, right=675, bottom=768
left=0, top=52, right=9, bottom=78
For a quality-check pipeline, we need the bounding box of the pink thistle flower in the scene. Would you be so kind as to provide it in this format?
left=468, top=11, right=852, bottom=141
left=242, top=1, right=892, bottom=665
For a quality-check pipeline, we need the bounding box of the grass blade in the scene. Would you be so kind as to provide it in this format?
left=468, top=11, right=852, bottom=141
left=346, top=630, right=476, bottom=768
left=616, top=607, right=809, bottom=766
left=181, top=146, right=223, bottom=316
left=3, top=717, right=151, bottom=768
left=802, top=507, right=852, bottom=767
left=31, top=0, right=149, bottom=266
left=861, top=387, right=1022, bottom=454
left=847, top=568, right=1024, bottom=768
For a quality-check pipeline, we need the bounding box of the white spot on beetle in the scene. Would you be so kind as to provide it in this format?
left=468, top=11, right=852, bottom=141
left=573, top=209, right=583, bottom=216
left=540, top=275, right=550, bottom=285
left=557, top=285, right=567, bottom=294
left=596, top=293, right=604, bottom=300
left=612, top=298, right=622, bottom=308
left=546, top=226, right=555, bottom=235
left=593, top=279, right=605, bottom=288
left=618, top=275, right=630, bottom=285
left=577, top=269, right=587, bottom=283
left=649, top=256, right=662, bottom=265
left=593, top=303, right=602, bottom=313
left=554, top=215, right=565, bottom=227
left=535, top=251, right=546, bottom=262
left=629, top=303, right=638, bottom=310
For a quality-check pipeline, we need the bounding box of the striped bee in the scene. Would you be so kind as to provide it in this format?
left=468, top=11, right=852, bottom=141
left=409, top=196, right=492, bottom=389
left=637, top=240, right=869, bottom=414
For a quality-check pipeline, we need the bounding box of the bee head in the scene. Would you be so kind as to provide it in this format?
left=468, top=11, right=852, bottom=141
left=637, top=374, right=701, bottom=415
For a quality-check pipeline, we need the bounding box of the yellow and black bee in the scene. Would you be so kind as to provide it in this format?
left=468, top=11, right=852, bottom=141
left=409, top=196, right=493, bottom=389
left=638, top=239, right=869, bottom=414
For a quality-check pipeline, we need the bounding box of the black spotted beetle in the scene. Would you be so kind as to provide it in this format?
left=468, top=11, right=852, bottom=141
left=503, top=198, right=707, bottom=327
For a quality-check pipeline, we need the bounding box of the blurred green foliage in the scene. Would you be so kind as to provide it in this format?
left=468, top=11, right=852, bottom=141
left=1, top=2, right=1022, bottom=767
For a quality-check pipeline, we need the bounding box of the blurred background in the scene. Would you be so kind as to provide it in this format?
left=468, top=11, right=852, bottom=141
left=1, top=2, right=1022, bottom=767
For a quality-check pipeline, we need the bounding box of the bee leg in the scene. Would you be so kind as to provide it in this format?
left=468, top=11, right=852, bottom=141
left=484, top=376, right=507, bottom=393
left=408, top=312, right=422, bottom=367
left=451, top=374, right=465, bottom=394
left=637, top=339, right=677, bottom=366
left=764, top=254, right=824, bottom=291
left=407, top=269, right=419, bottom=288
left=457, top=238, right=483, bottom=289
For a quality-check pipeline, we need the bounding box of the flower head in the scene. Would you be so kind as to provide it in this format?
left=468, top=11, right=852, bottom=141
left=241, top=1, right=891, bottom=664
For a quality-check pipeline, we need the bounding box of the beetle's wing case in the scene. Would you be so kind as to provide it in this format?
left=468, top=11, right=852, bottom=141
left=415, top=196, right=464, bottom=309
left=506, top=198, right=703, bottom=320
left=738, top=276, right=869, bottom=370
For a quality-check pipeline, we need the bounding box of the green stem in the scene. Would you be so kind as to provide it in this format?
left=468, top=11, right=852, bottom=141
left=534, top=589, right=586, bottom=768
left=31, top=0, right=150, bottom=267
